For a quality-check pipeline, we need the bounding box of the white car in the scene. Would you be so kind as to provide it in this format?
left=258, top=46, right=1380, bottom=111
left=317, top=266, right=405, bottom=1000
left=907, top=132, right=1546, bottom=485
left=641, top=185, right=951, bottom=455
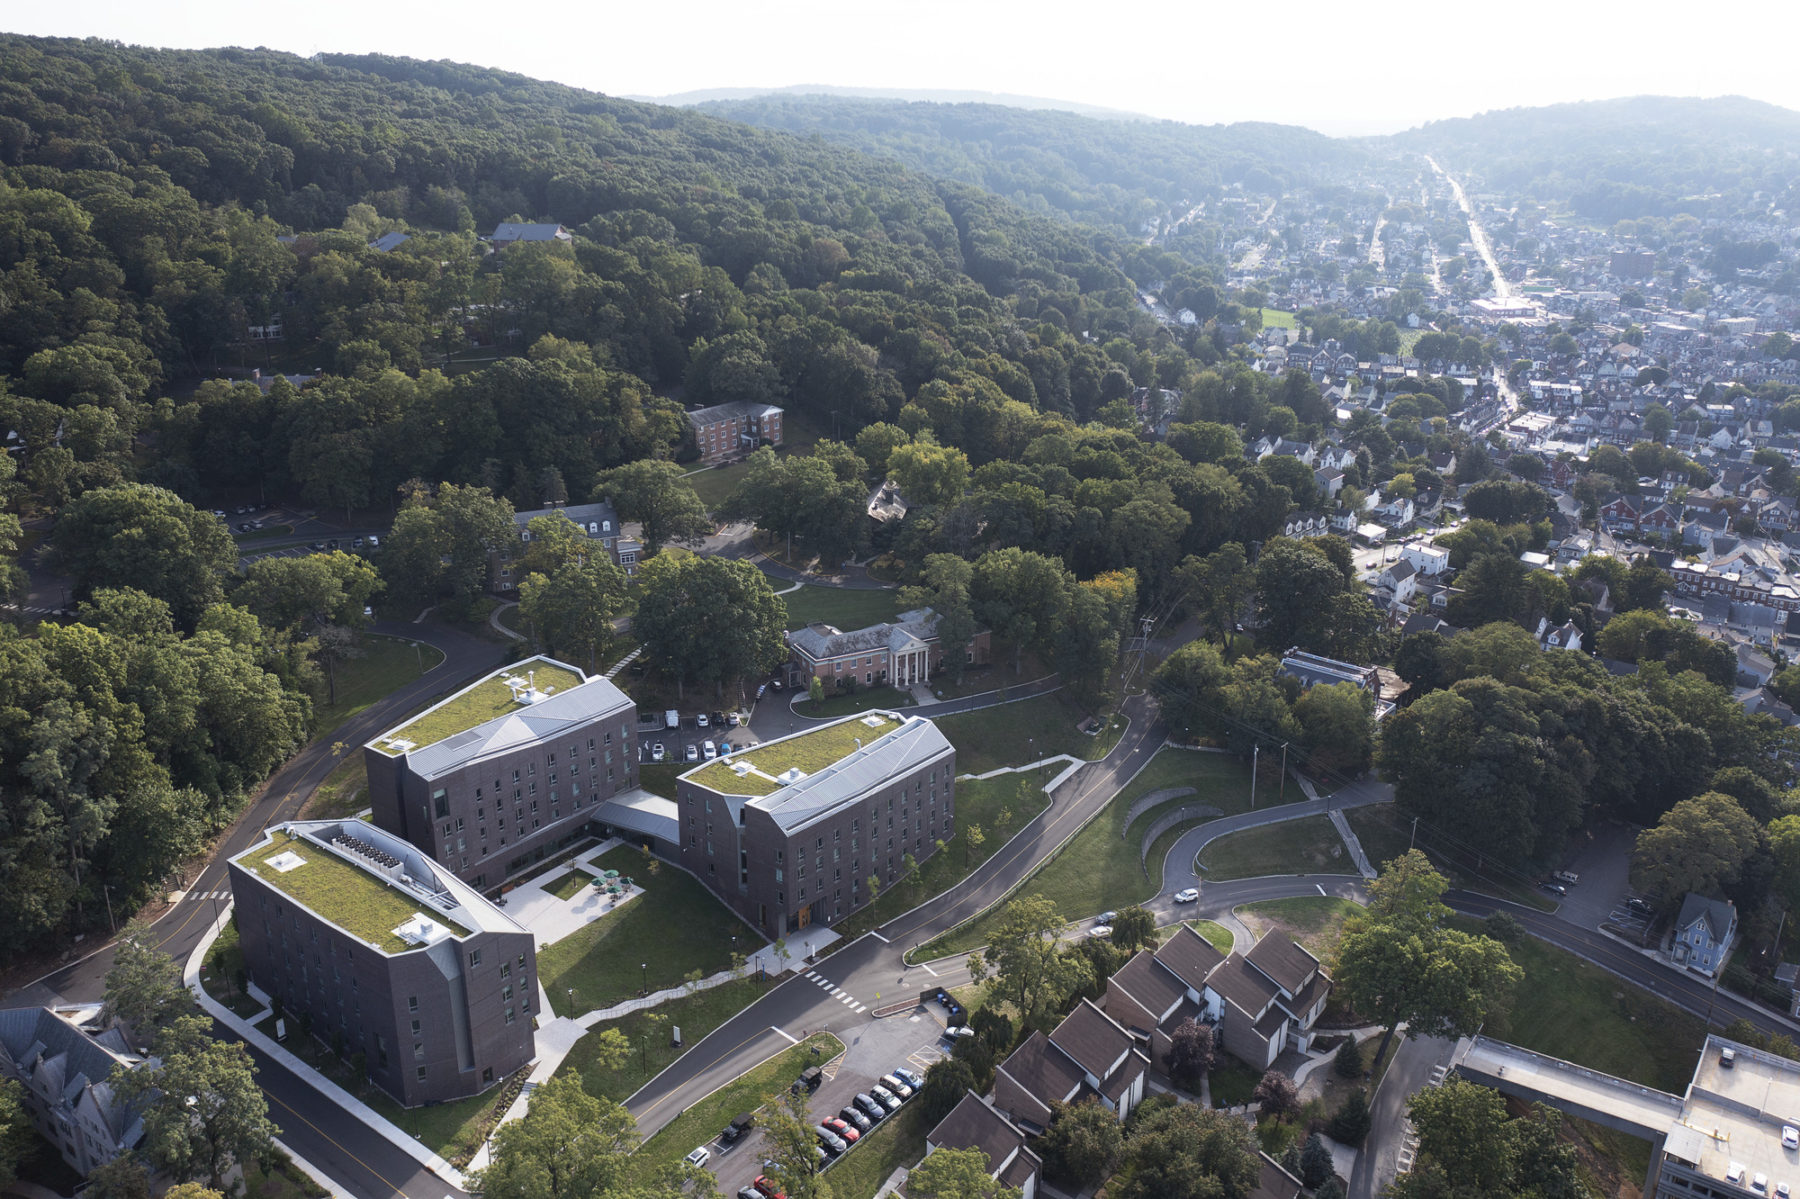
left=685, top=744, right=700, bottom=763
left=650, top=743, right=666, bottom=762
left=696, top=713, right=709, bottom=728
left=703, top=740, right=718, bottom=759
left=1785, top=1125, right=1799, bottom=1150
left=685, top=1147, right=710, bottom=1168
left=1089, top=925, right=1114, bottom=939
left=1174, top=887, right=1200, bottom=904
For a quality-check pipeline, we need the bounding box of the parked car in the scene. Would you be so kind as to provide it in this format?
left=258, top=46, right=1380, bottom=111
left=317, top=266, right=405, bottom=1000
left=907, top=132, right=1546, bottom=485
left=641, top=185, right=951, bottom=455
left=854, top=1093, right=885, bottom=1121
left=721, top=1112, right=755, bottom=1143
left=1552, top=870, right=1580, bottom=885
left=753, top=1176, right=786, bottom=1199
left=712, top=710, right=726, bottom=728
left=1174, top=887, right=1200, bottom=903
left=892, top=1067, right=924, bottom=1090
left=822, top=1117, right=858, bottom=1143
left=728, top=712, right=742, bottom=727
left=703, top=740, right=718, bottom=759
left=1627, top=897, right=1655, bottom=916
left=738, top=1188, right=764, bottom=1199
left=309, top=541, right=326, bottom=551
left=685, top=744, right=700, bottom=763
left=353, top=536, right=366, bottom=549
left=326, top=539, right=338, bottom=550
left=650, top=743, right=666, bottom=762
left=665, top=710, right=681, bottom=729
left=1540, top=882, right=1567, bottom=896
left=1089, top=924, right=1114, bottom=939
left=1096, top=910, right=1118, bottom=924
left=815, top=1126, right=846, bottom=1155
left=770, top=677, right=784, bottom=691
left=839, top=1106, right=871, bottom=1132
left=869, top=1086, right=901, bottom=1113
left=365, top=534, right=379, bottom=548
left=684, top=1147, right=711, bottom=1168
left=878, top=1074, right=913, bottom=1100
left=697, top=713, right=710, bottom=728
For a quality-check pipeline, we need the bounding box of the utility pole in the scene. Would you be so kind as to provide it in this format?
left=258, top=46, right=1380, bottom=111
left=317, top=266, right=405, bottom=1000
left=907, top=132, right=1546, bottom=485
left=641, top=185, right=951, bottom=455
left=1409, top=815, right=1419, bottom=851
left=1251, top=744, right=1259, bottom=809
left=1279, top=742, right=1289, bottom=805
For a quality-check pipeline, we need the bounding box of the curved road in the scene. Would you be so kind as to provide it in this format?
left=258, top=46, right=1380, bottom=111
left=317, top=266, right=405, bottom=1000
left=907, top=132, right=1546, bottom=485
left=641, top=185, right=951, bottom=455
left=5, top=619, right=510, bottom=1199
left=1159, top=777, right=1393, bottom=903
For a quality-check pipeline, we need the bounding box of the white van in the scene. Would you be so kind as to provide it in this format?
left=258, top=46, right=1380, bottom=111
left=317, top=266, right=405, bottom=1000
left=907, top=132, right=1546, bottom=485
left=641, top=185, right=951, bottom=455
left=665, top=710, right=680, bottom=730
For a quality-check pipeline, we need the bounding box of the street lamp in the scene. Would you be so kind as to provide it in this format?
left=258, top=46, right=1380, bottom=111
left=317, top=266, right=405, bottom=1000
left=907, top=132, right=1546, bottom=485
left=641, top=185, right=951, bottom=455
left=103, top=883, right=116, bottom=935
left=567, top=987, right=574, bottom=1012
left=641, top=962, right=648, bottom=997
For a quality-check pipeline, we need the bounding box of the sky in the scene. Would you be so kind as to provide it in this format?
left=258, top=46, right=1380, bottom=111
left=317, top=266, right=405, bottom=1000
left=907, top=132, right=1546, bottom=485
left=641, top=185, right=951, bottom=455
left=11, top=0, right=1800, bottom=137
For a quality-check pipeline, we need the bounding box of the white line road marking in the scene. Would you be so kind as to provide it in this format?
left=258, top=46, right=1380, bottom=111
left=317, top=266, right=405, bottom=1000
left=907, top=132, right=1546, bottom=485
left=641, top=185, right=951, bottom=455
left=769, top=1027, right=799, bottom=1044
left=1316, top=884, right=1326, bottom=896
left=918, top=962, right=938, bottom=977
left=869, top=932, right=890, bottom=944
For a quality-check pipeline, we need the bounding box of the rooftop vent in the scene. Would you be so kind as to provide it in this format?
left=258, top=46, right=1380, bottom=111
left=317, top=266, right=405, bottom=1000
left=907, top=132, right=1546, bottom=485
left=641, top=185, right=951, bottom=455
left=860, top=715, right=887, bottom=728
left=777, top=767, right=808, bottom=785
left=503, top=670, right=554, bottom=705
left=266, top=850, right=307, bottom=873
left=393, top=913, right=453, bottom=946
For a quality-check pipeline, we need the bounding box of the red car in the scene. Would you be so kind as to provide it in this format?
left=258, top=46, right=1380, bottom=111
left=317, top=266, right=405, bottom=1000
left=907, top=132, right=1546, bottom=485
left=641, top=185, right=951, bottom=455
left=753, top=1178, right=786, bottom=1199
left=822, top=1116, right=860, bottom=1143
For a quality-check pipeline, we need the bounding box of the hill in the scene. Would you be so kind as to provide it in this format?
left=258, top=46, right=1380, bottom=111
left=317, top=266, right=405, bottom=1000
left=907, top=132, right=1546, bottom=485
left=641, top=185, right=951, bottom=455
left=637, top=83, right=1149, bottom=122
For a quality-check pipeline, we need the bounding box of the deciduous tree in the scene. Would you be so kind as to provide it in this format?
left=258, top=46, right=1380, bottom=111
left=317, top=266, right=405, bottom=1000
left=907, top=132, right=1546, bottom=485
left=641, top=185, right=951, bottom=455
left=967, top=895, right=1092, bottom=1028
left=909, top=1145, right=1021, bottom=1199
left=114, top=1015, right=277, bottom=1193
left=1038, top=1098, right=1121, bottom=1189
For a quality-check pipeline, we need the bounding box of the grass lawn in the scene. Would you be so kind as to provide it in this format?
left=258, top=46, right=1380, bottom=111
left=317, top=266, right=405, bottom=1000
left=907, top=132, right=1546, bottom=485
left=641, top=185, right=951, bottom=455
left=1198, top=816, right=1349, bottom=880
left=199, top=922, right=264, bottom=1019
left=560, top=976, right=779, bottom=1105
left=1261, top=308, right=1298, bottom=329
left=1189, top=920, right=1235, bottom=954
left=1346, top=806, right=1555, bottom=912
left=1455, top=916, right=1705, bottom=1093
left=781, top=585, right=905, bottom=632
left=1237, top=897, right=1362, bottom=964
left=545, top=868, right=598, bottom=901
left=826, top=1099, right=930, bottom=1199
left=830, top=773, right=1048, bottom=944
left=687, top=714, right=903, bottom=797
left=311, top=634, right=446, bottom=739
left=244, top=1150, right=328, bottom=1199
left=234, top=524, right=298, bottom=544
left=495, top=602, right=527, bottom=638
left=628, top=1033, right=842, bottom=1185
left=1210, top=1060, right=1261, bottom=1107
left=934, top=692, right=1112, bottom=776
left=791, top=686, right=915, bottom=719
left=303, top=753, right=369, bottom=820
left=683, top=461, right=753, bottom=513
left=919, top=750, right=1260, bottom=958
left=538, top=847, right=759, bottom=1017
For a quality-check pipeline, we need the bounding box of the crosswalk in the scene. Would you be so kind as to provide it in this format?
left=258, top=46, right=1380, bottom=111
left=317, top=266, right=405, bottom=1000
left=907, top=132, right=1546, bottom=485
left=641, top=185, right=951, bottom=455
left=804, top=970, right=868, bottom=1014
left=186, top=890, right=231, bottom=902
left=605, top=646, right=644, bottom=679
left=1, top=602, right=69, bottom=617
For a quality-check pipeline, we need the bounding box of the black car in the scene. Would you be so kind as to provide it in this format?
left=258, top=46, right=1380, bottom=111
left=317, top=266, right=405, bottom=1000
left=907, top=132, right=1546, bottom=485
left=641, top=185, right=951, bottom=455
left=1626, top=897, right=1655, bottom=916
left=854, top=1093, right=885, bottom=1121
left=712, top=710, right=726, bottom=727
left=309, top=541, right=326, bottom=551
left=838, top=1106, right=871, bottom=1132
left=326, top=538, right=339, bottom=550
left=721, top=1112, right=755, bottom=1143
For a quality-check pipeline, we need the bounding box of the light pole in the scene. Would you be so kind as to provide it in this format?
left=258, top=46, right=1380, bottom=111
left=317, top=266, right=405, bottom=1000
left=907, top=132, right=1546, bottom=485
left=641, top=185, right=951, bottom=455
left=103, top=883, right=116, bottom=935
left=567, top=987, right=574, bottom=1013
left=1279, top=742, right=1289, bottom=805
left=1409, top=815, right=1420, bottom=851
left=641, top=962, right=647, bottom=997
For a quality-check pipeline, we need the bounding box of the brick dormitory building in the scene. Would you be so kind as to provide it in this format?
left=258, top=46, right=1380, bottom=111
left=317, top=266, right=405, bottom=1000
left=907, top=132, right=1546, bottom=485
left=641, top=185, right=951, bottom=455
left=676, top=711, right=956, bottom=938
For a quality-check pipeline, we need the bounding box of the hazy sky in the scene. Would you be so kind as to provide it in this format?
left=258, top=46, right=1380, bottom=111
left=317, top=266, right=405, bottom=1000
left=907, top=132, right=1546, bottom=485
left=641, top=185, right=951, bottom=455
left=12, top=0, right=1799, bottom=136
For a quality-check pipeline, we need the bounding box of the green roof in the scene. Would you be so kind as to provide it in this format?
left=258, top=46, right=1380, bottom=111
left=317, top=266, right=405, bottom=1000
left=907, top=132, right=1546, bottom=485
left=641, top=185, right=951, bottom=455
left=240, top=832, right=470, bottom=952
left=686, top=713, right=902, bottom=797
left=372, top=660, right=585, bottom=756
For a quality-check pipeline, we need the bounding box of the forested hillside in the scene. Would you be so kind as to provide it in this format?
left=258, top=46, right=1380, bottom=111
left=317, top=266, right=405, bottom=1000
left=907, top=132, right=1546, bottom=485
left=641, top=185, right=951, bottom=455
left=1394, top=95, right=1800, bottom=223
left=700, top=94, right=1365, bottom=243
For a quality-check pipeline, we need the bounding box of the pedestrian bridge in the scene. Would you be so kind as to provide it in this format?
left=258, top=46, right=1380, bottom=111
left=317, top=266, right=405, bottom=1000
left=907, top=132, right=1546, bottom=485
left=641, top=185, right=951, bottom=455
left=1450, top=1036, right=1684, bottom=1138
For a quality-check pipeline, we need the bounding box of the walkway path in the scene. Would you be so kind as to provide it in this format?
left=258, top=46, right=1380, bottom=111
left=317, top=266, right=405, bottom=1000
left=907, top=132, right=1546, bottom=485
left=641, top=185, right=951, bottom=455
left=1159, top=776, right=1394, bottom=903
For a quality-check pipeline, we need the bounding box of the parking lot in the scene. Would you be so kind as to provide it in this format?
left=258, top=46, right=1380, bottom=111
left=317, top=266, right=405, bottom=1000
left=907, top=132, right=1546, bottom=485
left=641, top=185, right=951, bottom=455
left=705, top=1000, right=953, bottom=1198
left=635, top=708, right=761, bottom=767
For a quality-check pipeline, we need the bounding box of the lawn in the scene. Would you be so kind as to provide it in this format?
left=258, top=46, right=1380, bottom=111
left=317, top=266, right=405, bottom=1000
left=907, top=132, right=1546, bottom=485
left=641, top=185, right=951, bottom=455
left=791, top=685, right=916, bottom=719
left=1456, top=916, right=1706, bottom=1093
left=918, top=750, right=1260, bottom=958
left=628, top=1033, right=842, bottom=1185
left=537, top=847, right=759, bottom=1017
left=1198, top=816, right=1349, bottom=881
left=1261, top=308, right=1298, bottom=329
left=303, top=753, right=369, bottom=820
left=1346, top=806, right=1555, bottom=912
left=545, top=868, right=598, bottom=901
left=683, top=461, right=753, bottom=513
left=1237, top=897, right=1362, bottom=964
left=243, top=1149, right=328, bottom=1199
left=934, top=691, right=1114, bottom=776
left=781, top=584, right=905, bottom=632
left=234, top=523, right=298, bottom=544
left=1189, top=920, right=1235, bottom=954
left=375, top=658, right=582, bottom=756
left=559, top=975, right=779, bottom=1105
left=829, top=773, right=1048, bottom=944
left=310, top=634, right=446, bottom=739
left=637, top=762, right=681, bottom=799
left=825, top=1099, right=930, bottom=1199
left=1209, top=1060, right=1261, bottom=1107
left=687, top=714, right=902, bottom=797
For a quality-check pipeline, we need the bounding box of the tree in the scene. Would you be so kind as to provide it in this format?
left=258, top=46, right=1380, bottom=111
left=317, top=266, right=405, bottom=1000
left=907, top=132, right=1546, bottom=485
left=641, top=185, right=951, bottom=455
left=1152, top=639, right=1230, bottom=742
left=908, top=1146, right=1021, bottom=1199
left=1631, top=791, right=1760, bottom=905
left=83, top=1156, right=154, bottom=1199
left=966, top=895, right=1092, bottom=1029
left=0, top=1077, right=28, bottom=1188
left=1253, top=1069, right=1299, bottom=1121
left=889, top=438, right=971, bottom=507
left=900, top=554, right=979, bottom=683
left=235, top=551, right=381, bottom=639
left=163, top=1185, right=227, bottom=1199
left=1391, top=1080, right=1579, bottom=1199
left=114, top=1015, right=277, bottom=1193
left=760, top=1083, right=826, bottom=1199
left=1334, top=1036, right=1365, bottom=1078
left=49, top=483, right=236, bottom=630
left=632, top=555, right=787, bottom=698
left=102, top=920, right=194, bottom=1046
left=1300, top=1133, right=1334, bottom=1188
left=1294, top=681, right=1375, bottom=777
left=472, top=1071, right=650, bottom=1199
left=595, top=460, right=713, bottom=552
left=1327, top=1087, right=1371, bottom=1146
left=1110, top=905, right=1156, bottom=952
left=919, top=1056, right=976, bottom=1125
left=1163, top=1017, right=1213, bottom=1091
left=1037, top=1098, right=1122, bottom=1188
left=1768, top=815, right=1800, bottom=913
left=1113, top=1099, right=1259, bottom=1199
left=518, top=556, right=628, bottom=673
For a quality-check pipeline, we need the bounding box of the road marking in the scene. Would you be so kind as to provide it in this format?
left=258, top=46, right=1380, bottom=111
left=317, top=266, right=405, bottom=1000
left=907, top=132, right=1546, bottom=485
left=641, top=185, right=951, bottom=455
left=265, top=1090, right=414, bottom=1198
left=869, top=931, right=889, bottom=944
left=1316, top=884, right=1326, bottom=896
left=918, top=961, right=938, bottom=977
left=769, top=1026, right=799, bottom=1045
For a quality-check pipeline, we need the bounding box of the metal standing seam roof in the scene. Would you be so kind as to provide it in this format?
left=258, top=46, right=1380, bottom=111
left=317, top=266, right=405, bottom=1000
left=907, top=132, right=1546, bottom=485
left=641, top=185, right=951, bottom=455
left=595, top=788, right=679, bottom=845
left=745, top=717, right=955, bottom=833
left=400, top=677, right=633, bottom=779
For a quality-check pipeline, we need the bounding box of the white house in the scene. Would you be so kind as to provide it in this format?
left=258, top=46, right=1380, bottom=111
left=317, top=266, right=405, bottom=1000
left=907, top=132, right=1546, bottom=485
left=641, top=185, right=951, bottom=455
left=1402, top=544, right=1451, bottom=576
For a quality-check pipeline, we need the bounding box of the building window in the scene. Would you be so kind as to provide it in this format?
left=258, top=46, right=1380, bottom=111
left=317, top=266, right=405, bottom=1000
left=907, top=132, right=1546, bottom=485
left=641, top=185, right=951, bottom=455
left=416, top=1066, right=427, bottom=1082
left=469, top=949, right=482, bottom=968
left=505, top=1007, right=515, bottom=1025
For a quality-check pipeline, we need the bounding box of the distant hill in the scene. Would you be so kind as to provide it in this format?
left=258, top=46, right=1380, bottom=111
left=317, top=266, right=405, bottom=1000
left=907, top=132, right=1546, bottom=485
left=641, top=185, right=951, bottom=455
left=1388, top=95, right=1800, bottom=222
left=700, top=93, right=1366, bottom=242
left=634, top=84, right=1151, bottom=122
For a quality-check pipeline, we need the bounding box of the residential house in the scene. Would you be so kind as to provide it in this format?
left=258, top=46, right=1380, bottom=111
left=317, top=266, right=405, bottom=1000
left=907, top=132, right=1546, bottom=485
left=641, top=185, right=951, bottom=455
left=497, top=501, right=635, bottom=590
left=489, top=222, right=571, bottom=249
left=1278, top=649, right=1379, bottom=693
left=1373, top=493, right=1415, bottom=530
left=1378, top=559, right=1419, bottom=608
left=924, top=1091, right=1042, bottom=1199
left=1402, top=544, right=1451, bottom=576
left=0, top=1007, right=146, bottom=1175
left=1282, top=512, right=1331, bottom=539
left=1667, top=893, right=1736, bottom=977
left=992, top=999, right=1149, bottom=1132
left=686, top=400, right=783, bottom=465
left=1539, top=619, right=1583, bottom=653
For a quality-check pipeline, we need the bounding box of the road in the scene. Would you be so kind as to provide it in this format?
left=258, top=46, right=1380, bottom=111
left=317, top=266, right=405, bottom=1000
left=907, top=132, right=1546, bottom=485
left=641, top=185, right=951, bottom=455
left=1426, top=155, right=1509, bottom=298
left=5, top=618, right=510, bottom=1199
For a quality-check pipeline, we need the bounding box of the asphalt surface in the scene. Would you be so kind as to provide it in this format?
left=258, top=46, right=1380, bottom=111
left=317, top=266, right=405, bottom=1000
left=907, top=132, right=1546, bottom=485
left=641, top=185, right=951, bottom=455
left=1159, top=778, right=1393, bottom=901
left=5, top=618, right=509, bottom=1199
